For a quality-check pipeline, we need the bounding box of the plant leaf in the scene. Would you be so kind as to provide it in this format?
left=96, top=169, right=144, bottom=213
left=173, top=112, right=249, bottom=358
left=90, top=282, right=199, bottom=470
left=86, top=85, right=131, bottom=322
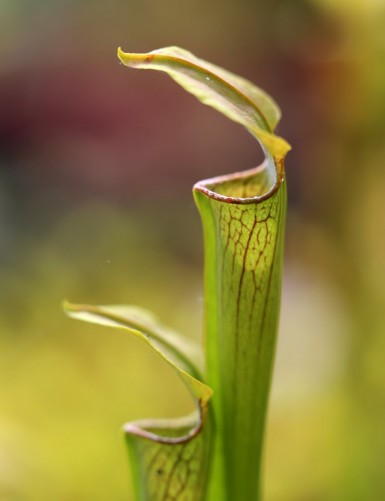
left=117, top=46, right=291, bottom=160
left=67, top=46, right=291, bottom=500
left=64, top=302, right=212, bottom=500
left=125, top=414, right=212, bottom=501
left=63, top=302, right=203, bottom=377
left=193, top=164, right=286, bottom=500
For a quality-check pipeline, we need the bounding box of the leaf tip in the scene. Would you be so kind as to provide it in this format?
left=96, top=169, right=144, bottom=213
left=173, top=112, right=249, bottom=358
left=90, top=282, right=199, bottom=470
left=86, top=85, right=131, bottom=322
left=117, top=46, right=135, bottom=66
left=117, top=47, right=153, bottom=67
left=62, top=300, right=83, bottom=318
left=62, top=299, right=71, bottom=313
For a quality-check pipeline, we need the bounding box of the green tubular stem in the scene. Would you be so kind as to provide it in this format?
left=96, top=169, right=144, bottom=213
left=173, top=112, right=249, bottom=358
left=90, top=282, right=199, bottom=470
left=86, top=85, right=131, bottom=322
left=194, top=161, right=287, bottom=500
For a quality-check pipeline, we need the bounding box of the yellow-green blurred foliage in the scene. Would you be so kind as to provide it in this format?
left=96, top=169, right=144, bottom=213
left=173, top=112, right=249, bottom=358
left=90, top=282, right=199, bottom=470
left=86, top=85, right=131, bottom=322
left=0, top=1, right=384, bottom=499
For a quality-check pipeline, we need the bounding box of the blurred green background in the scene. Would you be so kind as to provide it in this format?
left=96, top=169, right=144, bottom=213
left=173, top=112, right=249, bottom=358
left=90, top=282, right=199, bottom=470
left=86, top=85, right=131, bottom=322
left=1, top=0, right=384, bottom=499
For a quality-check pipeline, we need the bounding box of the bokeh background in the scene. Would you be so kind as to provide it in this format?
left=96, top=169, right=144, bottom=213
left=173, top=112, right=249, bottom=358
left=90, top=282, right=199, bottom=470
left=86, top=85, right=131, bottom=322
left=1, top=0, right=384, bottom=499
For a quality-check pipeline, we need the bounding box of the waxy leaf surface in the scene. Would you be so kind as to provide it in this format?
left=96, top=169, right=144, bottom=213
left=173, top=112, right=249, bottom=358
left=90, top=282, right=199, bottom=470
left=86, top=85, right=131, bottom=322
left=66, top=46, right=290, bottom=501
left=118, top=46, right=291, bottom=160
left=64, top=302, right=212, bottom=500
left=116, top=47, right=290, bottom=500
left=194, top=165, right=286, bottom=500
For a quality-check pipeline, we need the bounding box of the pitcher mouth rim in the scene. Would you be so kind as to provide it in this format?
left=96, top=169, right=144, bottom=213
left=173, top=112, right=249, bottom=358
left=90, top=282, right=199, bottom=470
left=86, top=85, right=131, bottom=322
left=193, top=159, right=284, bottom=205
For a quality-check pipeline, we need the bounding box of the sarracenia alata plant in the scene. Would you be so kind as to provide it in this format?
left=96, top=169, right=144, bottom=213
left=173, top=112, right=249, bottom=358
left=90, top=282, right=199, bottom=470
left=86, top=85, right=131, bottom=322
left=65, top=47, right=291, bottom=500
